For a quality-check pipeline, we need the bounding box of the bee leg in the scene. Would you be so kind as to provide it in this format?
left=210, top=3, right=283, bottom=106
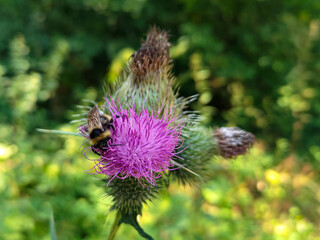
left=92, top=147, right=101, bottom=156
left=99, top=139, right=112, bottom=152
left=108, top=123, right=115, bottom=130
left=109, top=138, right=124, bottom=147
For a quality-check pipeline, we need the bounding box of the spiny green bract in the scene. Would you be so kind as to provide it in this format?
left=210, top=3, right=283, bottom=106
left=171, top=125, right=219, bottom=185
left=107, top=178, right=160, bottom=216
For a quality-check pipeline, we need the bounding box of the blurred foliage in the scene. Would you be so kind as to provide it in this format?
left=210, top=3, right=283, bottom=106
left=0, top=0, right=320, bottom=239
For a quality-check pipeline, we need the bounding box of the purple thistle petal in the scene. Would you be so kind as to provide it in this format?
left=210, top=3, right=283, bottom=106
left=79, top=98, right=185, bottom=185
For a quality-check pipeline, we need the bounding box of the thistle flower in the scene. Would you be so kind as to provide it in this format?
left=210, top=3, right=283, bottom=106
left=75, top=28, right=255, bottom=240
left=214, top=127, right=255, bottom=159
left=80, top=98, right=183, bottom=186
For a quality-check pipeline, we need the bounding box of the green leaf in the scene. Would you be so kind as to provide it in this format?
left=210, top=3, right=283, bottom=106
left=50, top=211, right=58, bottom=240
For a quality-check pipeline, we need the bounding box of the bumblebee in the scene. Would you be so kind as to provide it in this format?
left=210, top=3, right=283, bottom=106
left=86, top=105, right=115, bottom=155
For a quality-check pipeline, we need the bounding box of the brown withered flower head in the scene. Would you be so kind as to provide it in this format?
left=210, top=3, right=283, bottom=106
left=130, top=27, right=171, bottom=82
left=214, top=127, right=255, bottom=159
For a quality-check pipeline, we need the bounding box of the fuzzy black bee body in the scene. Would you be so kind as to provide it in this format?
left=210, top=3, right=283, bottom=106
left=86, top=106, right=115, bottom=155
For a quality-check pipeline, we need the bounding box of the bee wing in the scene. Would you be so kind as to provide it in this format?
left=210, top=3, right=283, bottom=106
left=87, top=106, right=103, bottom=130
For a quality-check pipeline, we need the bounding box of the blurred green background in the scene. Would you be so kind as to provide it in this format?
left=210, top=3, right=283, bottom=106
left=1, top=0, right=320, bottom=239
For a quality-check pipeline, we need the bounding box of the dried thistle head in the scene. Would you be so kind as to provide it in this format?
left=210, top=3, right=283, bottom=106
left=112, top=27, right=178, bottom=119
left=214, top=127, right=255, bottom=159
left=130, top=27, right=171, bottom=83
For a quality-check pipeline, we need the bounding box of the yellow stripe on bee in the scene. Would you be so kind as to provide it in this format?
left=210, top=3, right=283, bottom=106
left=90, top=130, right=111, bottom=145
left=102, top=114, right=112, bottom=121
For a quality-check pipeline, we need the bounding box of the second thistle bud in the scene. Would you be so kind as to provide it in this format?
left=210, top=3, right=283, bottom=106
left=214, top=127, right=255, bottom=159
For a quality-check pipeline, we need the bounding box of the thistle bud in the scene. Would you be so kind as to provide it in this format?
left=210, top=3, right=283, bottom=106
left=213, top=127, right=255, bottom=159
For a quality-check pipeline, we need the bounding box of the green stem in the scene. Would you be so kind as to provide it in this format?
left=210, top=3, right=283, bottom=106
left=126, top=215, right=154, bottom=240
left=107, top=211, right=121, bottom=240
left=119, top=212, right=154, bottom=240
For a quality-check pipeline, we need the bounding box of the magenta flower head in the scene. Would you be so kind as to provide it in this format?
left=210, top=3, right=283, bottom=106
left=80, top=98, right=184, bottom=186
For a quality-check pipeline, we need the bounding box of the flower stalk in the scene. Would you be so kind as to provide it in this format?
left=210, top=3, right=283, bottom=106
left=107, top=211, right=121, bottom=240
left=106, top=209, right=154, bottom=240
